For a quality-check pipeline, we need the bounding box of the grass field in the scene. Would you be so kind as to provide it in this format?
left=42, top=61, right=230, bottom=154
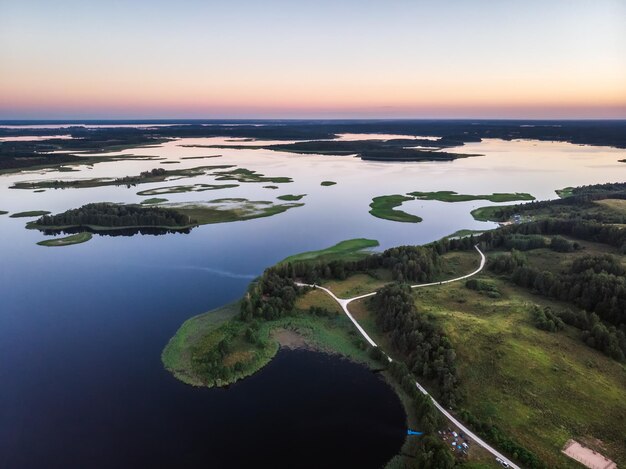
left=280, top=238, right=379, bottom=264
left=369, top=194, right=422, bottom=223
left=412, top=272, right=626, bottom=468
left=595, top=198, right=626, bottom=216
left=323, top=270, right=393, bottom=298
left=37, top=232, right=93, bottom=247
left=409, top=191, right=535, bottom=203
left=10, top=210, right=51, bottom=218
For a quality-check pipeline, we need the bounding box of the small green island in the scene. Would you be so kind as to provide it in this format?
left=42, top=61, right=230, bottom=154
left=369, top=195, right=422, bottom=223
left=37, top=232, right=93, bottom=247
left=320, top=180, right=337, bottom=186
left=369, top=191, right=534, bottom=224
left=10, top=210, right=51, bottom=218
left=0, top=210, right=8, bottom=215
left=276, top=194, right=306, bottom=201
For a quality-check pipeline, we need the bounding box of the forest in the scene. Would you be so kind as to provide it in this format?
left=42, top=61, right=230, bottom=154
left=30, top=202, right=194, bottom=229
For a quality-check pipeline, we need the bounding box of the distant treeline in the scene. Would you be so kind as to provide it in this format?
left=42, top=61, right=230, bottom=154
left=32, top=203, right=193, bottom=229
left=3, top=120, right=626, bottom=171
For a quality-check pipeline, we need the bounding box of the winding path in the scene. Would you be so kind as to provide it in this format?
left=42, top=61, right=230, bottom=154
left=297, top=245, right=520, bottom=469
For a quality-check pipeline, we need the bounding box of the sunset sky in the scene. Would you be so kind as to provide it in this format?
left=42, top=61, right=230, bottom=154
left=1, top=0, right=625, bottom=119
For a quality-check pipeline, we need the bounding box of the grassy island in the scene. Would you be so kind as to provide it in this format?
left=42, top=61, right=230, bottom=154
left=276, top=194, right=306, bottom=201
left=136, top=183, right=238, bottom=196
left=10, top=165, right=235, bottom=191
left=409, top=190, right=535, bottom=203
left=320, top=180, right=336, bottom=186
left=37, top=232, right=93, bottom=247
left=0, top=210, right=8, bottom=215
left=10, top=210, right=51, bottom=218
left=369, top=195, right=422, bottom=223
left=213, top=168, right=292, bottom=184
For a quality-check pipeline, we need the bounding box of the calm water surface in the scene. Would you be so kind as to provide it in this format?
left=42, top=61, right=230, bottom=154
left=0, top=133, right=624, bottom=467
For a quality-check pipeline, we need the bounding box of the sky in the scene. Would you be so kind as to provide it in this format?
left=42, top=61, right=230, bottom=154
left=1, top=0, right=625, bottom=119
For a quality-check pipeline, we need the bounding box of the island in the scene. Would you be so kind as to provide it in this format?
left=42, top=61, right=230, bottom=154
left=27, top=199, right=304, bottom=238
left=408, top=191, right=535, bottom=203
left=276, top=194, right=306, bottom=201
left=10, top=210, right=51, bottom=218
left=10, top=165, right=236, bottom=191
left=37, top=232, right=93, bottom=247
left=136, top=183, right=239, bottom=196
left=320, top=180, right=337, bottom=186
left=163, top=182, right=626, bottom=469
left=369, top=195, right=422, bottom=223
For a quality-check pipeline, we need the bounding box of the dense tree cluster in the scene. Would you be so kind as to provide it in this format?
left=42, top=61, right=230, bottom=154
left=490, top=252, right=626, bottom=360
left=370, top=283, right=459, bottom=406
left=272, top=245, right=443, bottom=285
left=530, top=305, right=565, bottom=332
left=480, top=218, right=626, bottom=252
left=465, top=278, right=501, bottom=298
left=557, top=308, right=626, bottom=361
left=115, top=167, right=167, bottom=185
left=378, top=357, right=455, bottom=468
left=239, top=272, right=300, bottom=321
left=34, top=202, right=193, bottom=228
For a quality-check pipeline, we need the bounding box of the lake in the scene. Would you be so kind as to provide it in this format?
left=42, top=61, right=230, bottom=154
left=0, top=131, right=624, bottom=467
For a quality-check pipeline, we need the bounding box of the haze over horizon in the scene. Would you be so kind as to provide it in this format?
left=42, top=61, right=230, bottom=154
left=1, top=0, right=625, bottom=120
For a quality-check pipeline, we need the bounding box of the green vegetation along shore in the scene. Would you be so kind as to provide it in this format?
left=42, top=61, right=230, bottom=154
left=163, top=181, right=626, bottom=469
left=409, top=190, right=535, bottom=203
left=37, top=232, right=93, bottom=247
left=369, top=195, right=422, bottom=223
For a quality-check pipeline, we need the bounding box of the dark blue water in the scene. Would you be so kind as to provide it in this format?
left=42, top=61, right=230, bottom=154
left=0, top=216, right=406, bottom=468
